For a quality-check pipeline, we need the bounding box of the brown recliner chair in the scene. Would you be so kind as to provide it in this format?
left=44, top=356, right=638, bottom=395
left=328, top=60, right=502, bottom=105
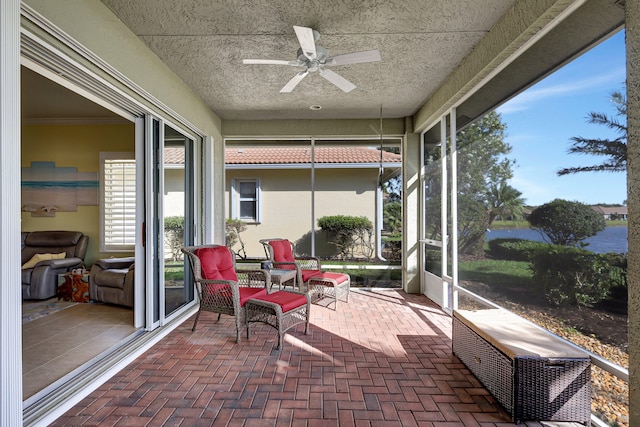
left=21, top=231, right=89, bottom=300
left=89, top=257, right=135, bottom=307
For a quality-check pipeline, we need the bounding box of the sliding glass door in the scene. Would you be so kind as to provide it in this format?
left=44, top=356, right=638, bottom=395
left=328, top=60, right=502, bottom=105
left=163, top=125, right=195, bottom=317
left=146, top=118, right=196, bottom=326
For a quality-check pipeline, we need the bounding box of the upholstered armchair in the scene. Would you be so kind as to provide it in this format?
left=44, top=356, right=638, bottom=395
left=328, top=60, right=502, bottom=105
left=89, top=257, right=135, bottom=307
left=21, top=231, right=89, bottom=300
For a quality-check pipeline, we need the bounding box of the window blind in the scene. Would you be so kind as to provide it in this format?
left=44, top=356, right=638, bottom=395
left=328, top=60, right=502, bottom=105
left=103, top=158, right=136, bottom=249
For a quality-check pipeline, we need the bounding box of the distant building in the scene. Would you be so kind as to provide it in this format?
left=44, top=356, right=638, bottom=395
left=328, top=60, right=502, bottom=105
left=592, top=205, right=628, bottom=221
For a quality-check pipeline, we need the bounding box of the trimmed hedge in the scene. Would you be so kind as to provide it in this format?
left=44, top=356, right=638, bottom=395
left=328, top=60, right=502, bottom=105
left=318, top=215, right=373, bottom=260
left=164, top=216, right=184, bottom=262
left=486, top=238, right=549, bottom=261
left=530, top=246, right=626, bottom=307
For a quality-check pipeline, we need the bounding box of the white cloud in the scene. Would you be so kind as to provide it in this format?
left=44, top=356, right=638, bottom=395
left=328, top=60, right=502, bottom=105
left=497, top=67, right=625, bottom=115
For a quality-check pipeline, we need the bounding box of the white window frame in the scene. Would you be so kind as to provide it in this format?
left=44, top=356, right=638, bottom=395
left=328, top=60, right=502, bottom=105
left=100, top=152, right=136, bottom=252
left=231, top=178, right=261, bottom=223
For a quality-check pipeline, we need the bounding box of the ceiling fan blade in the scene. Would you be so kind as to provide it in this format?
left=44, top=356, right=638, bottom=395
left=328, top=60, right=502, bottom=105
left=280, top=70, right=309, bottom=93
left=243, top=59, right=301, bottom=66
left=319, top=68, right=356, bottom=93
left=327, top=49, right=381, bottom=66
left=293, top=25, right=317, bottom=60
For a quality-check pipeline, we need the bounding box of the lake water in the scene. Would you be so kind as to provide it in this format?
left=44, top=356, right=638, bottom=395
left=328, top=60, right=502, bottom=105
left=485, top=226, right=628, bottom=254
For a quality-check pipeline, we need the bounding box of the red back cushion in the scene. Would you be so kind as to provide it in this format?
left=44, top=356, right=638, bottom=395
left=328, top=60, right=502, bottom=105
left=269, top=240, right=295, bottom=263
left=194, top=246, right=238, bottom=281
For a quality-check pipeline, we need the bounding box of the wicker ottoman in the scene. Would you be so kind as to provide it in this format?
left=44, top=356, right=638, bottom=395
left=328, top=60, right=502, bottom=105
left=452, top=309, right=591, bottom=425
left=306, top=272, right=350, bottom=310
left=246, top=291, right=310, bottom=349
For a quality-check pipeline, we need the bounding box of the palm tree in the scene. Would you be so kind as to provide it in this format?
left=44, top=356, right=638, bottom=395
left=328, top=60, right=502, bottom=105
left=486, top=182, right=526, bottom=225
left=557, top=91, right=627, bottom=175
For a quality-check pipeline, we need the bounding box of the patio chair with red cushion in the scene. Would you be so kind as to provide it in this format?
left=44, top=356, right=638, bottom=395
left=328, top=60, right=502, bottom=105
left=259, top=238, right=321, bottom=291
left=181, top=244, right=270, bottom=343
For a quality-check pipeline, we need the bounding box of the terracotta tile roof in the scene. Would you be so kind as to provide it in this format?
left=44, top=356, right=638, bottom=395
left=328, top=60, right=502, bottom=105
left=164, top=147, right=185, bottom=164
left=226, top=146, right=401, bottom=165
left=164, top=146, right=401, bottom=166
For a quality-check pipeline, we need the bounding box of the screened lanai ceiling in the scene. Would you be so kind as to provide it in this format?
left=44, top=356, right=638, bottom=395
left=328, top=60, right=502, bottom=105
left=98, top=0, right=519, bottom=121
left=21, top=1, right=625, bottom=124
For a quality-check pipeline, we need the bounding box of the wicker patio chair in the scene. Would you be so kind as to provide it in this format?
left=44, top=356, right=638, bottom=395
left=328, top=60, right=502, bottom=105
left=259, top=238, right=321, bottom=291
left=181, top=244, right=271, bottom=343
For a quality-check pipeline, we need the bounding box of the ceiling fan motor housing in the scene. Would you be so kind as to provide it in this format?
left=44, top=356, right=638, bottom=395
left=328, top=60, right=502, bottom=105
left=297, top=45, right=329, bottom=71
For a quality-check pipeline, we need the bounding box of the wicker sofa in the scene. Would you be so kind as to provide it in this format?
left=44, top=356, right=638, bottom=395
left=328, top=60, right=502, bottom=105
left=21, top=230, right=89, bottom=300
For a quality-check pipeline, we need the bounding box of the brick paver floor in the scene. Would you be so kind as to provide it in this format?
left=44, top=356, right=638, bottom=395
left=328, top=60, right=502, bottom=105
left=51, top=289, right=519, bottom=426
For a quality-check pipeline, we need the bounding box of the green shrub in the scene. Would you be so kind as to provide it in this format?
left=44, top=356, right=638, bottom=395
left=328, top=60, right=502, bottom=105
left=318, top=215, right=373, bottom=260
left=601, top=252, right=628, bottom=301
left=164, top=215, right=184, bottom=233
left=383, top=202, right=402, bottom=235
left=486, top=238, right=549, bottom=261
left=530, top=246, right=620, bottom=307
left=164, top=216, right=184, bottom=262
left=528, top=199, right=605, bottom=246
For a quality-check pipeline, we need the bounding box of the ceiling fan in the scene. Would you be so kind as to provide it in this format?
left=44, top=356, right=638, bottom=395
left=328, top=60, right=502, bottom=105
left=243, top=26, right=381, bottom=93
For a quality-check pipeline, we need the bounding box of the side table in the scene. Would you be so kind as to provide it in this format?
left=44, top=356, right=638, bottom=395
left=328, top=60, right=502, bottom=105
left=268, top=268, right=297, bottom=291
left=57, top=272, right=90, bottom=302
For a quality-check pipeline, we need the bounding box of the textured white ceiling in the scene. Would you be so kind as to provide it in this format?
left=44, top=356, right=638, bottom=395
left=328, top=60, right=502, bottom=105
left=98, top=0, right=517, bottom=120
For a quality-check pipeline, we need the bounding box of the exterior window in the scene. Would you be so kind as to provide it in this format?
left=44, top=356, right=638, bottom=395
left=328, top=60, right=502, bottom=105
left=100, top=152, right=136, bottom=251
left=232, top=178, right=261, bottom=222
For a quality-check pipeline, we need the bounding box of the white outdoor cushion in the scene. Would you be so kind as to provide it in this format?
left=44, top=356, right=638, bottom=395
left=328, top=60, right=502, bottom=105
left=454, top=308, right=589, bottom=359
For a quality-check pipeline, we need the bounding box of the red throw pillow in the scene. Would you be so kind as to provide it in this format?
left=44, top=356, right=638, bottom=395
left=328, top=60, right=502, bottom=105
left=195, top=246, right=238, bottom=282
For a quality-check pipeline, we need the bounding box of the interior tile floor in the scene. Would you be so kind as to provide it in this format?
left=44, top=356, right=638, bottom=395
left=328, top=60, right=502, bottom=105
left=48, top=289, right=585, bottom=426
left=22, top=301, right=137, bottom=400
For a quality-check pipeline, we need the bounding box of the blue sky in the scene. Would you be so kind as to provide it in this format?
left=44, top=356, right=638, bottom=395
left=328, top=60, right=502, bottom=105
left=495, top=30, right=627, bottom=206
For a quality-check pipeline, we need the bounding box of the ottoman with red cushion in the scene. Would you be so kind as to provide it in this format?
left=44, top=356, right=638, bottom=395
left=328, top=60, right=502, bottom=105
left=306, top=272, right=350, bottom=310
left=245, top=290, right=310, bottom=349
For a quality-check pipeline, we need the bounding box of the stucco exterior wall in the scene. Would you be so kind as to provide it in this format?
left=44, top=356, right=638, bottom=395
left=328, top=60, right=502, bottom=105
left=225, top=168, right=378, bottom=258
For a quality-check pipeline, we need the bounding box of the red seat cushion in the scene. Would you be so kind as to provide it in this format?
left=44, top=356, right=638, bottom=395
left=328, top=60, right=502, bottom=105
left=195, top=246, right=238, bottom=281
left=302, top=269, right=321, bottom=282
left=254, top=291, right=307, bottom=313
left=310, top=272, right=349, bottom=285
left=239, top=287, right=267, bottom=307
